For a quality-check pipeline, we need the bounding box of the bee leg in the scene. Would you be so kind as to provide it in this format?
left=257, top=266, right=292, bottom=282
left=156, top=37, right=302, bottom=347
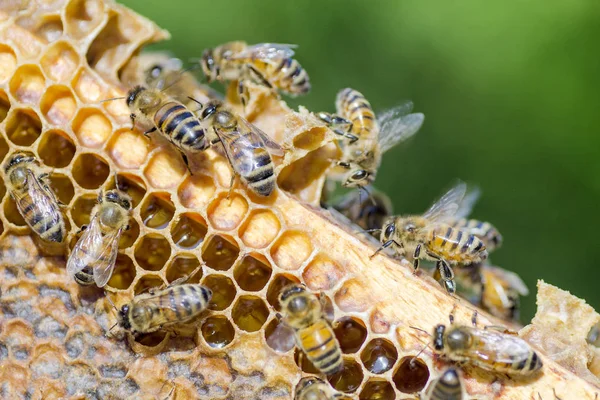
left=370, top=239, right=400, bottom=259
left=180, top=152, right=192, bottom=175
left=246, top=63, right=273, bottom=89
left=227, top=175, right=237, bottom=202
left=143, top=127, right=157, bottom=137
left=413, top=244, right=422, bottom=273
left=316, top=112, right=357, bottom=142
left=77, top=224, right=88, bottom=234
left=168, top=275, right=190, bottom=287
left=130, top=113, right=137, bottom=131
left=471, top=310, right=478, bottom=327
left=337, top=161, right=351, bottom=169
left=238, top=80, right=250, bottom=108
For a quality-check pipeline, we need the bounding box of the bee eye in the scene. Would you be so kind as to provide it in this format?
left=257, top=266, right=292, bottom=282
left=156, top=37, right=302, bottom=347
left=384, top=224, right=395, bottom=237
left=351, top=170, right=367, bottom=181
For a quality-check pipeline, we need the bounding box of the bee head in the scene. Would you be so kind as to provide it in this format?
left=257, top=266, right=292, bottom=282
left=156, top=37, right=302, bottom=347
left=5, top=151, right=35, bottom=171
left=343, top=168, right=372, bottom=188
left=433, top=324, right=446, bottom=351
left=126, top=85, right=145, bottom=107
left=295, top=377, right=322, bottom=395
left=119, top=304, right=131, bottom=331
left=200, top=48, right=218, bottom=82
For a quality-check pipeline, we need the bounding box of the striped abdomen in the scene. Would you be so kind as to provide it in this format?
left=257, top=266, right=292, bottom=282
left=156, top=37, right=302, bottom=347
left=335, top=88, right=376, bottom=139
left=426, top=369, right=463, bottom=400
left=259, top=58, right=311, bottom=96
left=449, top=218, right=503, bottom=251
left=14, top=185, right=65, bottom=243
left=154, top=102, right=208, bottom=152
left=428, top=224, right=488, bottom=264
left=296, top=319, right=342, bottom=375
left=233, top=132, right=276, bottom=197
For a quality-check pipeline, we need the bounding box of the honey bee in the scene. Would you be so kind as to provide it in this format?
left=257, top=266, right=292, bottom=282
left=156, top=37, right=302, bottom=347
left=423, top=368, right=463, bottom=400
left=318, top=88, right=424, bottom=189
left=267, top=285, right=343, bottom=375
left=3, top=151, right=66, bottom=243
left=328, top=185, right=392, bottom=235
left=372, top=182, right=488, bottom=293
left=200, top=42, right=310, bottom=106
left=294, top=376, right=349, bottom=400
left=480, top=265, right=528, bottom=321
left=116, top=284, right=212, bottom=334
left=67, top=189, right=132, bottom=288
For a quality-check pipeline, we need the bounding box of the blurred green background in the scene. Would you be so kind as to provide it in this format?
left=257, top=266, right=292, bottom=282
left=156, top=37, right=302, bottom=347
left=125, top=0, right=600, bottom=322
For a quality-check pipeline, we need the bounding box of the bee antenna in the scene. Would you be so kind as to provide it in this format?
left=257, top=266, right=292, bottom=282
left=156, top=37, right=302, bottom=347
left=114, top=172, right=122, bottom=191
left=358, top=185, right=375, bottom=206
left=410, top=341, right=430, bottom=367
left=100, top=96, right=126, bottom=103
left=187, top=96, right=204, bottom=113
left=104, top=292, right=119, bottom=313
left=365, top=228, right=381, bottom=233
left=409, top=326, right=431, bottom=337
left=160, top=64, right=201, bottom=94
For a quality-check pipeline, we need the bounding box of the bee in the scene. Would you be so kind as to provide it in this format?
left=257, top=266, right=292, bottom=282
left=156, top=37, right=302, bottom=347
left=3, top=151, right=66, bottom=243
left=587, top=323, right=600, bottom=347
left=317, top=88, right=424, bottom=189
left=200, top=42, right=310, bottom=106
left=480, top=265, right=528, bottom=321
left=327, top=185, right=392, bottom=235
left=116, top=284, right=212, bottom=334
left=294, top=376, right=348, bottom=400
left=67, top=189, right=132, bottom=287
left=267, top=285, right=343, bottom=375
left=372, top=182, right=488, bottom=293
left=423, top=368, right=463, bottom=400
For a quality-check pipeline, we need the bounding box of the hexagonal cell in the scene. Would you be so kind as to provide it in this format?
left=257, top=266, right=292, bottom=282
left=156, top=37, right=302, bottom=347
left=166, top=254, right=202, bottom=284
left=33, top=15, right=64, bottom=44
left=234, top=254, right=272, bottom=292
left=327, top=358, right=364, bottom=393
left=294, top=348, right=320, bottom=374
left=65, top=0, right=105, bottom=39
left=72, top=153, right=110, bottom=189
left=202, top=235, right=240, bottom=271
left=0, top=218, right=4, bottom=236
left=133, top=274, right=165, bottom=296
left=70, top=194, right=97, bottom=227
left=207, top=193, right=249, bottom=231
left=144, top=150, right=187, bottom=190
left=361, top=338, right=398, bottom=374
left=37, top=130, right=76, bottom=168
left=40, top=41, right=80, bottom=82
left=5, top=108, right=42, bottom=146
left=134, top=234, right=171, bottom=272
left=0, top=135, right=9, bottom=164
left=303, top=253, right=345, bottom=292
left=271, top=230, right=313, bottom=271
left=0, top=45, right=17, bottom=84
left=0, top=90, right=10, bottom=124
left=40, top=85, right=77, bottom=125
left=119, top=218, right=139, bottom=249
left=201, top=316, right=235, bottom=349
left=140, top=192, right=175, bottom=230
left=106, top=255, right=136, bottom=290
left=171, top=213, right=208, bottom=249
left=48, top=174, right=75, bottom=205
left=266, top=274, right=301, bottom=311
left=393, top=357, right=430, bottom=394
left=239, top=209, right=281, bottom=249
left=9, top=65, right=45, bottom=105
left=0, top=178, right=4, bottom=202
left=4, top=197, right=27, bottom=226
left=86, top=12, right=135, bottom=74
left=108, top=128, right=150, bottom=170
left=135, top=331, right=168, bottom=348
left=202, top=274, right=236, bottom=311
left=113, top=174, right=147, bottom=209
left=265, top=319, right=295, bottom=353
left=72, top=66, right=103, bottom=103
left=334, top=317, right=368, bottom=354
left=334, top=278, right=371, bottom=313
left=359, top=380, right=396, bottom=400
left=72, top=107, right=112, bottom=148
left=177, top=174, right=216, bottom=209
left=232, top=296, right=269, bottom=332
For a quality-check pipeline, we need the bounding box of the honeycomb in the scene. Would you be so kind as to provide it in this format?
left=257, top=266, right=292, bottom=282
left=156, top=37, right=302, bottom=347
left=0, top=1, right=597, bottom=400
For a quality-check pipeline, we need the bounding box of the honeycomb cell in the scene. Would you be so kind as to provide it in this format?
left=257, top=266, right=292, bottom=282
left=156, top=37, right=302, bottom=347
left=70, top=194, right=97, bottom=227
left=72, top=67, right=103, bottom=103
left=177, top=174, right=216, bottom=210
left=239, top=209, right=281, bottom=249
left=334, top=317, right=368, bottom=354
left=202, top=274, right=236, bottom=311
left=207, top=193, right=248, bottom=231
left=119, top=218, right=139, bottom=248
left=86, top=12, right=130, bottom=73
left=9, top=65, right=45, bottom=105
left=40, top=85, right=77, bottom=125
left=232, top=296, right=269, bottom=332
left=294, top=348, right=320, bottom=374
left=134, top=274, right=165, bottom=296
left=166, top=254, right=202, bottom=284
left=40, top=41, right=80, bottom=82
left=5, top=108, right=42, bottom=146
left=202, top=235, right=240, bottom=271
left=4, top=197, right=27, bottom=226
left=48, top=174, right=75, bottom=205
left=303, top=253, right=345, bottom=291
left=0, top=89, right=10, bottom=123
left=171, top=213, right=208, bottom=249
left=271, top=230, right=313, bottom=270
left=113, top=174, right=146, bottom=208
left=0, top=45, right=16, bottom=84
left=359, top=380, right=396, bottom=400
left=0, top=219, right=3, bottom=236
left=393, top=357, right=429, bottom=394
left=140, top=193, right=175, bottom=230
left=361, top=338, right=398, bottom=374
left=201, top=316, right=235, bottom=349
left=72, top=153, right=110, bottom=189
left=327, top=358, right=364, bottom=393
left=144, top=150, right=187, bottom=190
left=265, top=319, right=294, bottom=353
left=72, top=107, right=112, bottom=148
left=107, top=254, right=136, bottom=290
left=135, top=331, right=168, bottom=348
left=0, top=178, right=5, bottom=202
left=267, top=274, right=301, bottom=311
left=37, top=130, right=76, bottom=168
left=293, top=127, right=328, bottom=151
left=65, top=0, right=105, bottom=39
left=0, top=135, right=8, bottom=164
left=134, top=234, right=171, bottom=272
left=108, top=128, right=150, bottom=169
left=335, top=278, right=372, bottom=313
left=34, top=16, right=64, bottom=45
left=234, top=254, right=272, bottom=292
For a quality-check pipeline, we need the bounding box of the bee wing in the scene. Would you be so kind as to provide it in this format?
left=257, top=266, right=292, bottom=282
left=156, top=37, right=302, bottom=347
left=484, top=265, right=529, bottom=296
left=266, top=320, right=296, bottom=353
left=238, top=116, right=284, bottom=157
left=17, top=170, right=62, bottom=233
left=66, top=215, right=103, bottom=277
left=454, top=186, right=481, bottom=220
left=92, top=227, right=123, bottom=288
left=470, top=328, right=533, bottom=365
left=377, top=102, right=424, bottom=154
left=422, top=182, right=467, bottom=223
left=232, top=43, right=297, bottom=60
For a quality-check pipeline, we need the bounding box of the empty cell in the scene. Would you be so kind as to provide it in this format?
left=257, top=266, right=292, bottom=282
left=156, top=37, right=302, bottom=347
left=4, top=197, right=27, bottom=226
left=393, top=357, right=429, bottom=394
left=134, top=234, right=171, bottom=272
left=359, top=380, right=396, bottom=400
left=239, top=209, right=281, bottom=249
left=171, top=213, right=208, bottom=249
left=9, top=65, right=45, bottom=105
left=40, top=41, right=80, bottom=82
left=234, top=255, right=272, bottom=292
left=34, top=16, right=64, bottom=43
left=361, top=338, right=398, bottom=374
left=0, top=135, right=8, bottom=163
left=72, top=153, right=110, bottom=189
left=232, top=296, right=269, bottom=332
left=133, top=274, right=165, bottom=296
left=270, top=230, right=313, bottom=270
left=293, top=126, right=328, bottom=151
left=334, top=279, right=371, bottom=313
left=266, top=274, right=300, bottom=311
left=0, top=179, right=5, bottom=201
left=72, top=67, right=102, bottom=103
left=40, top=85, right=77, bottom=125
left=5, top=109, right=42, bottom=146
left=64, top=0, right=105, bottom=39
left=37, top=130, right=76, bottom=167
left=107, top=255, right=136, bottom=290
left=0, top=218, right=3, bottom=236
left=70, top=194, right=97, bottom=227
left=48, top=174, right=75, bottom=205
left=140, top=193, right=175, bottom=230
left=72, top=107, right=112, bottom=148
left=177, top=174, right=215, bottom=210
left=112, top=174, right=146, bottom=208
left=201, top=316, right=235, bottom=349
left=278, top=145, right=337, bottom=198
left=86, top=13, right=130, bottom=74
left=119, top=218, right=139, bottom=248
left=0, top=45, right=16, bottom=84
left=327, top=358, right=364, bottom=393
left=0, top=89, right=10, bottom=123
left=202, top=274, right=236, bottom=311
left=207, top=193, right=248, bottom=231
left=202, top=235, right=239, bottom=271
left=135, top=331, right=168, bottom=348
left=108, top=129, right=150, bottom=169
left=303, top=253, right=345, bottom=291
left=166, top=254, right=201, bottom=284
left=334, top=317, right=368, bottom=354
left=144, top=150, right=187, bottom=190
